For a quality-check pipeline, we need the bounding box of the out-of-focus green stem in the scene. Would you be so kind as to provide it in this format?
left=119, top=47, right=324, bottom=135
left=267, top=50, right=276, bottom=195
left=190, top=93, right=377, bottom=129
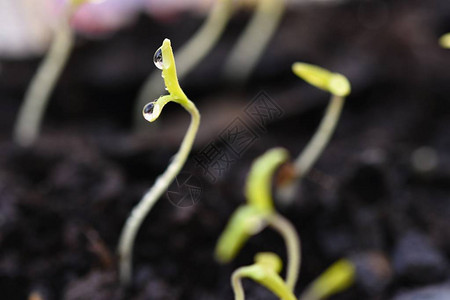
left=13, top=9, right=74, bottom=146
left=224, top=0, right=286, bottom=82
left=267, top=213, right=301, bottom=290
left=294, top=94, right=344, bottom=177
left=277, top=63, right=350, bottom=202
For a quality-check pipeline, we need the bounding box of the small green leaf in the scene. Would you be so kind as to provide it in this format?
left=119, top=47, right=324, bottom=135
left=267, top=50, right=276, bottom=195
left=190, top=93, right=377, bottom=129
left=305, top=259, right=356, bottom=300
left=215, top=205, right=268, bottom=263
left=158, top=39, right=189, bottom=104
left=245, top=148, right=289, bottom=212
left=292, top=63, right=351, bottom=97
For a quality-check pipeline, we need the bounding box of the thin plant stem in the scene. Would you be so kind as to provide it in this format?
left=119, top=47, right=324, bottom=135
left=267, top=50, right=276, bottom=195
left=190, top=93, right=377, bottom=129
left=13, top=9, right=74, bottom=146
left=232, top=270, right=246, bottom=300
left=293, top=94, right=344, bottom=178
left=118, top=100, right=200, bottom=285
left=224, top=0, right=286, bottom=82
left=134, top=0, right=234, bottom=128
left=267, top=213, right=301, bottom=291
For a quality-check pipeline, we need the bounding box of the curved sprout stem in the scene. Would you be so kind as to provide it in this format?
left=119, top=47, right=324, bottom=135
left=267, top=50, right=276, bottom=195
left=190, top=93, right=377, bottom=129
left=13, top=9, right=74, bottom=146
left=267, top=213, right=301, bottom=291
left=224, top=0, right=286, bottom=82
left=232, top=270, right=246, bottom=300
left=134, top=0, right=234, bottom=128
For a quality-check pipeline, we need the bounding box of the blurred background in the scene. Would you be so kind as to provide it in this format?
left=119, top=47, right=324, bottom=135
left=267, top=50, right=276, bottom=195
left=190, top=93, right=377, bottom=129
left=0, top=0, right=450, bottom=299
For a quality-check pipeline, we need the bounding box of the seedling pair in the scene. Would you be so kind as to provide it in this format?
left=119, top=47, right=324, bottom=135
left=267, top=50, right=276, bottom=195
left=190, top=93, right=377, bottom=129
left=218, top=147, right=356, bottom=300
left=215, top=147, right=301, bottom=290
left=118, top=39, right=200, bottom=285
left=13, top=0, right=99, bottom=146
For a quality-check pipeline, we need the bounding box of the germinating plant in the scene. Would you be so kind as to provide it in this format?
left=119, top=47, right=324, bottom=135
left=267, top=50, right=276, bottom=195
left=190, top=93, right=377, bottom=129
left=13, top=0, right=99, bottom=147
left=277, top=63, right=351, bottom=202
left=118, top=38, right=200, bottom=285
left=224, top=0, right=286, bottom=81
left=232, top=252, right=297, bottom=300
left=215, top=148, right=301, bottom=290
left=440, top=33, right=450, bottom=48
left=134, top=0, right=235, bottom=127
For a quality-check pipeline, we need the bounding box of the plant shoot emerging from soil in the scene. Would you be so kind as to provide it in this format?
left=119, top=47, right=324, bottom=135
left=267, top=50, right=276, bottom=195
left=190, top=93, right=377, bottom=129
left=299, top=259, right=356, bottom=300
left=232, top=252, right=297, bottom=300
left=216, top=148, right=301, bottom=290
left=440, top=33, right=450, bottom=49
left=13, top=0, right=99, bottom=147
left=134, top=0, right=235, bottom=127
left=277, top=62, right=351, bottom=202
left=224, top=0, right=286, bottom=82
left=118, top=39, right=200, bottom=286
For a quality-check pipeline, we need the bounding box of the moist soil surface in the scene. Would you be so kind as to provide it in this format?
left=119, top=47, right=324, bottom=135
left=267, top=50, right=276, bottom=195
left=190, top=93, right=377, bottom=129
left=1, top=1, right=450, bottom=299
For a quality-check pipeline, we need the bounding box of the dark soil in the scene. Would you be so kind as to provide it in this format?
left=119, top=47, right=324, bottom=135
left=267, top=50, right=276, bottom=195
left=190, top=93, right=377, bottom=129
left=1, top=0, right=450, bottom=299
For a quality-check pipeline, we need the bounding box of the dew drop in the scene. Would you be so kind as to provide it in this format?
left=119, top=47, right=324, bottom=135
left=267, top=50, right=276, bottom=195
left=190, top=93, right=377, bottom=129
left=143, top=101, right=156, bottom=121
left=153, top=47, right=163, bottom=70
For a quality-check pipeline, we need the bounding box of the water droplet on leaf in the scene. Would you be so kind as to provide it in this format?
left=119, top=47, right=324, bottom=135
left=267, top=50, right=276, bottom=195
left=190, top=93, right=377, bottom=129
left=153, top=47, right=163, bottom=70
left=143, top=101, right=156, bottom=121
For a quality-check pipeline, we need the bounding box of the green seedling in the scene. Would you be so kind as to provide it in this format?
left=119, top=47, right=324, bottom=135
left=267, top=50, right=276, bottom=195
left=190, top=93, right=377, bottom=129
left=13, top=0, right=98, bottom=147
left=232, top=252, right=297, bottom=300
left=118, top=39, right=200, bottom=285
left=277, top=62, right=351, bottom=202
left=134, top=0, right=235, bottom=127
left=299, top=259, right=356, bottom=300
left=224, top=0, right=286, bottom=82
left=440, top=33, right=450, bottom=49
left=215, top=148, right=301, bottom=290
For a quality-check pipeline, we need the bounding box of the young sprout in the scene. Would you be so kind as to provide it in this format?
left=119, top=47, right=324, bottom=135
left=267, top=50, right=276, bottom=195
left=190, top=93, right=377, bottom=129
left=134, top=0, right=235, bottom=127
left=224, top=0, right=286, bottom=82
left=118, top=39, right=200, bottom=286
left=232, top=252, right=297, bottom=300
left=440, top=33, right=450, bottom=49
left=299, top=259, right=356, bottom=300
left=216, top=148, right=301, bottom=290
left=277, top=62, right=351, bottom=202
left=13, top=0, right=99, bottom=147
